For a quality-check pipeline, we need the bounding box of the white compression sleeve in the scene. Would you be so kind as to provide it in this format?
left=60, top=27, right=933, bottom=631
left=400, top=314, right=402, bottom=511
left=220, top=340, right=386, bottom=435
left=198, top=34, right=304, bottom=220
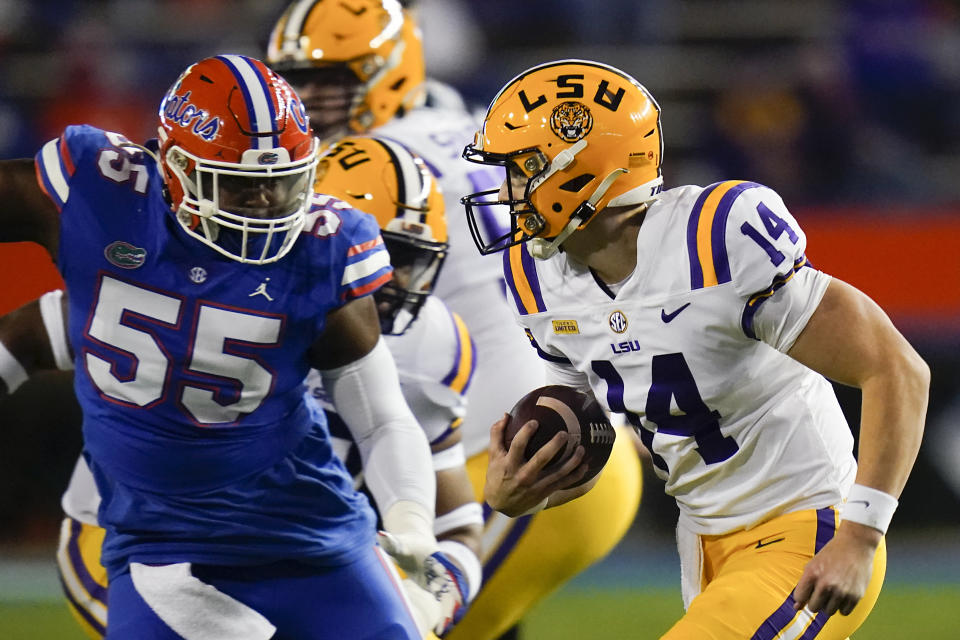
left=39, top=289, right=73, bottom=371
left=0, top=341, right=28, bottom=394
left=319, top=337, right=436, bottom=519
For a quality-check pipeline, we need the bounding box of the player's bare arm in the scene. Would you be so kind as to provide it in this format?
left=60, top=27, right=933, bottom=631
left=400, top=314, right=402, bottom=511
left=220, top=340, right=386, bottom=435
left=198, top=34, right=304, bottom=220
left=0, top=299, right=56, bottom=375
left=308, top=295, right=382, bottom=370
left=0, top=290, right=70, bottom=397
left=0, top=159, right=60, bottom=255
left=432, top=429, right=482, bottom=558
left=787, top=277, right=929, bottom=616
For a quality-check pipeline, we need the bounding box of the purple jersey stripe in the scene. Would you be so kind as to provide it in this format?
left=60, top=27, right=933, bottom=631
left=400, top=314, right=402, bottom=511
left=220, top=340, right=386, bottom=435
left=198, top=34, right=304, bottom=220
left=815, top=506, right=837, bottom=553
left=480, top=504, right=533, bottom=584
left=463, top=333, right=477, bottom=393
left=58, top=573, right=106, bottom=637
left=66, top=518, right=108, bottom=607
left=711, top=182, right=763, bottom=284
left=524, top=329, right=571, bottom=365
left=503, top=248, right=527, bottom=315
left=799, top=611, right=830, bottom=639
left=519, top=242, right=547, bottom=313
left=441, top=309, right=464, bottom=388
left=686, top=182, right=722, bottom=290
left=429, top=423, right=458, bottom=447
left=750, top=594, right=801, bottom=640
left=740, top=256, right=809, bottom=339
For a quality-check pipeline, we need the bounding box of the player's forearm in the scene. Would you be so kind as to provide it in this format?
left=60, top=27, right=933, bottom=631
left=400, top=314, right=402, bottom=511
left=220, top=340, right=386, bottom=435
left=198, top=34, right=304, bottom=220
left=0, top=294, right=65, bottom=394
left=434, top=465, right=482, bottom=557
left=0, top=159, right=59, bottom=253
left=853, top=348, right=929, bottom=498
left=321, top=338, right=437, bottom=517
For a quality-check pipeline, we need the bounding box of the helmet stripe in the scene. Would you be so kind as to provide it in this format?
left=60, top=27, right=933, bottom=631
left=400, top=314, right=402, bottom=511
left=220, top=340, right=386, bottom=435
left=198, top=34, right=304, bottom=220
left=281, top=0, right=316, bottom=52
left=375, top=137, right=429, bottom=218
left=217, top=55, right=278, bottom=149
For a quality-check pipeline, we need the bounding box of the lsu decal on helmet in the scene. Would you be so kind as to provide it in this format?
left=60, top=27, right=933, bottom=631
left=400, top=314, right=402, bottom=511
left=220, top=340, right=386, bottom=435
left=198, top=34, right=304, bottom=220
left=461, top=59, right=663, bottom=259
left=157, top=55, right=319, bottom=264
left=266, top=0, right=426, bottom=144
left=316, top=135, right=446, bottom=334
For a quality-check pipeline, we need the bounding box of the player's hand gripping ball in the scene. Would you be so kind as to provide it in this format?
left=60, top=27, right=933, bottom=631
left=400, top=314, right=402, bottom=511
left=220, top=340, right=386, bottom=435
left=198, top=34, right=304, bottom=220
left=504, top=385, right=616, bottom=486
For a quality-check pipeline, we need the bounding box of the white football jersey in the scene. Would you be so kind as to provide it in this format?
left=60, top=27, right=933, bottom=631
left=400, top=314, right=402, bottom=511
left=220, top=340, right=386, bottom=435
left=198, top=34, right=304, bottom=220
left=374, top=91, right=546, bottom=456
left=61, top=455, right=100, bottom=526
left=304, top=295, right=475, bottom=483
left=506, top=180, right=857, bottom=535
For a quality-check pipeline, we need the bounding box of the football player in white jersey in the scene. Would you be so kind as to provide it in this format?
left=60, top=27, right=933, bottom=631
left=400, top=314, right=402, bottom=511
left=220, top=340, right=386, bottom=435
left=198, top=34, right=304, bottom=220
left=2, top=135, right=481, bottom=640
left=266, top=3, right=644, bottom=640
left=463, top=59, right=929, bottom=639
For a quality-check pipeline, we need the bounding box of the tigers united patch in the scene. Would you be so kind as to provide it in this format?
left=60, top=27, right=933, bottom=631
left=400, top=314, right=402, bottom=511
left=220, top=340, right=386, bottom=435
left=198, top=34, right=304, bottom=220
left=552, top=319, right=580, bottom=334
left=550, top=101, right=593, bottom=142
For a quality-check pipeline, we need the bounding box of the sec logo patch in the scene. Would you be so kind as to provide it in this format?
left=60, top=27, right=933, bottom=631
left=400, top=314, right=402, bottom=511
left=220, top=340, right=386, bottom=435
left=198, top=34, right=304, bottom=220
left=608, top=310, right=628, bottom=333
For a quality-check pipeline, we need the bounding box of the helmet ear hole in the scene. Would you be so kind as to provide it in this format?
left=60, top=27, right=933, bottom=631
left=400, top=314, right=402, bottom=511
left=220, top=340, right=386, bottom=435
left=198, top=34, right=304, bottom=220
left=552, top=203, right=563, bottom=212
left=559, top=173, right=596, bottom=193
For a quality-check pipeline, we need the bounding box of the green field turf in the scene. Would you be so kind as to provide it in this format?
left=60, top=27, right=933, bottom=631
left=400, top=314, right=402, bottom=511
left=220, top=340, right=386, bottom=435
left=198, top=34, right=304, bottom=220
left=2, top=584, right=958, bottom=639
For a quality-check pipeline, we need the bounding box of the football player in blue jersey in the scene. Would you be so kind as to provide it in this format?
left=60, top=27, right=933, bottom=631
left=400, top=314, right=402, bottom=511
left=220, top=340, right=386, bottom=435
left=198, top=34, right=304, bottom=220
left=0, top=54, right=452, bottom=639
left=464, top=59, right=930, bottom=639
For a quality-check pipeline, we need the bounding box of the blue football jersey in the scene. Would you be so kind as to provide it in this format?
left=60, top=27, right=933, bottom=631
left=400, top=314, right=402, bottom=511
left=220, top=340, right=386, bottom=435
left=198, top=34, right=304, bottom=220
left=36, top=125, right=393, bottom=577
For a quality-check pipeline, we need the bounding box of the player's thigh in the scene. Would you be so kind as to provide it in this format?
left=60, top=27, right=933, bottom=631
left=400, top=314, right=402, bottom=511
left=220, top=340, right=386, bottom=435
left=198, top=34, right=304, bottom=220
left=106, top=547, right=420, bottom=640
left=57, top=517, right=108, bottom=639
left=450, top=429, right=641, bottom=640
left=663, top=511, right=886, bottom=640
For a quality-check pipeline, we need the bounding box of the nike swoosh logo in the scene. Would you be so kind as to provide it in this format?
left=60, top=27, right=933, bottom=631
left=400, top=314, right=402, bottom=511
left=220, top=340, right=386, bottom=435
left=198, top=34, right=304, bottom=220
left=848, top=499, right=871, bottom=508
left=660, top=303, right=691, bottom=323
left=755, top=537, right=785, bottom=549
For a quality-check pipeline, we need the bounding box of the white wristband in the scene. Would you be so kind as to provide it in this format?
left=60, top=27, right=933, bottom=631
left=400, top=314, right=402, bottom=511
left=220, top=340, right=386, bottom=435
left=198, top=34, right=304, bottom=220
left=434, top=502, right=484, bottom=538
left=437, top=539, right=482, bottom=602
left=432, top=442, right=466, bottom=471
left=0, top=341, right=29, bottom=394
left=842, top=484, right=898, bottom=534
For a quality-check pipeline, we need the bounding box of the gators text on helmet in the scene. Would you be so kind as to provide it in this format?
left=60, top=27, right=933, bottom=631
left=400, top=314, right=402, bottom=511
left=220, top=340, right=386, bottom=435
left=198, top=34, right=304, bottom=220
left=157, top=54, right=320, bottom=264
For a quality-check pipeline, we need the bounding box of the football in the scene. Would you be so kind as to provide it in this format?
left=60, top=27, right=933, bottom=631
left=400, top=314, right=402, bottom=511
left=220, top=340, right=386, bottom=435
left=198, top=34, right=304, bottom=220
left=503, top=385, right=616, bottom=486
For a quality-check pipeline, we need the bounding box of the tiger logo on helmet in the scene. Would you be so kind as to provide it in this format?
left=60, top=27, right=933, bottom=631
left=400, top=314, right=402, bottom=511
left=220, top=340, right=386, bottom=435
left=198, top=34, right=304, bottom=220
left=157, top=54, right=320, bottom=265
left=550, top=101, right=594, bottom=142
left=266, top=0, right=425, bottom=144
left=462, top=59, right=663, bottom=260
left=316, top=135, right=447, bottom=335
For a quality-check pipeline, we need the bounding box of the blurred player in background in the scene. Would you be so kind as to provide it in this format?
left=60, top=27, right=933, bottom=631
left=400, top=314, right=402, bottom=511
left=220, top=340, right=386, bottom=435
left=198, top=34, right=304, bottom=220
left=0, top=55, right=443, bottom=639
left=0, top=135, right=483, bottom=639
left=266, top=2, right=643, bottom=638
left=467, top=59, right=929, bottom=639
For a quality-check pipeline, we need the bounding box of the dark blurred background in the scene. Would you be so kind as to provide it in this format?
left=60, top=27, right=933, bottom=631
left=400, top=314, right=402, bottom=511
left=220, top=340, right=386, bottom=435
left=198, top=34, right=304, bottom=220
left=1, top=0, right=958, bottom=590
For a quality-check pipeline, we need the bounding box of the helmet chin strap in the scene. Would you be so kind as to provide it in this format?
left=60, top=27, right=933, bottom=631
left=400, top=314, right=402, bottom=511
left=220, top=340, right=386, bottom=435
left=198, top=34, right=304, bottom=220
left=530, top=138, right=588, bottom=191
left=529, top=167, right=628, bottom=260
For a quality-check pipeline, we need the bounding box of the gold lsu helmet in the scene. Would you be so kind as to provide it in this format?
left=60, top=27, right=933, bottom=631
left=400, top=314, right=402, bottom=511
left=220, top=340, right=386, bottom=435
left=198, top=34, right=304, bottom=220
left=462, top=59, right=663, bottom=259
left=267, top=0, right=425, bottom=143
left=316, top=135, right=447, bottom=334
